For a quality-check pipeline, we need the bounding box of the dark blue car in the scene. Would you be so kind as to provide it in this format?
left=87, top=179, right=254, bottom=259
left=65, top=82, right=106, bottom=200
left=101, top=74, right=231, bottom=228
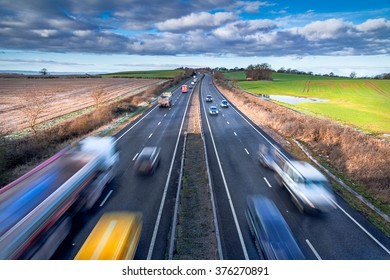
left=246, top=195, right=305, bottom=260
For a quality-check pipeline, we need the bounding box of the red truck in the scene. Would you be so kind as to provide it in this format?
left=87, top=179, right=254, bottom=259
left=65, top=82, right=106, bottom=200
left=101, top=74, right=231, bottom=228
left=181, top=84, right=188, bottom=93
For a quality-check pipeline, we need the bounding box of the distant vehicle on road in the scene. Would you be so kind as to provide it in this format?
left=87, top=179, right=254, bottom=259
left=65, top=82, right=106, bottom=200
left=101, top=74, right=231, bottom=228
left=220, top=100, right=229, bottom=108
left=205, top=95, right=213, bottom=102
left=257, top=144, right=336, bottom=213
left=158, top=92, right=172, bottom=107
left=74, top=212, right=142, bottom=260
left=246, top=195, right=305, bottom=260
left=209, top=106, right=219, bottom=115
left=134, top=146, right=161, bottom=175
left=181, top=85, right=188, bottom=93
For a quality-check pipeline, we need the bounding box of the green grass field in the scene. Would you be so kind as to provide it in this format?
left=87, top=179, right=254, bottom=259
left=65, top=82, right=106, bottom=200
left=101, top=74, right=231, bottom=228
left=223, top=71, right=390, bottom=135
left=102, top=69, right=184, bottom=79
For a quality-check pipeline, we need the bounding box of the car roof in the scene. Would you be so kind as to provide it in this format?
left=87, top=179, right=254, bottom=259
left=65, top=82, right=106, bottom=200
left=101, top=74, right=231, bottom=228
left=289, top=161, right=326, bottom=180
left=140, top=146, right=158, bottom=155
left=210, top=106, right=217, bottom=109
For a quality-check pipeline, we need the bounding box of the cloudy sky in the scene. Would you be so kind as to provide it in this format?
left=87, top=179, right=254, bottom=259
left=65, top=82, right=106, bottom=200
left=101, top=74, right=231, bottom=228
left=0, top=0, right=389, bottom=76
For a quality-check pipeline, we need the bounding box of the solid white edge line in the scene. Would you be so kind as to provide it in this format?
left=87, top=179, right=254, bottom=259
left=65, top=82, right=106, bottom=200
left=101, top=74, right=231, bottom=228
left=332, top=199, right=390, bottom=255
left=211, top=77, right=390, bottom=256
left=201, top=79, right=249, bottom=260
left=99, top=190, right=113, bottom=207
left=114, top=105, right=157, bottom=143
left=264, top=177, right=272, bottom=188
left=306, top=239, right=322, bottom=260
left=146, top=87, right=193, bottom=260
left=168, top=132, right=187, bottom=259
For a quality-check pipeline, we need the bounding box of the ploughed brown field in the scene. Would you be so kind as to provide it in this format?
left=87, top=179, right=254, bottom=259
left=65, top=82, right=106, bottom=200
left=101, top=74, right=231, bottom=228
left=0, top=77, right=163, bottom=133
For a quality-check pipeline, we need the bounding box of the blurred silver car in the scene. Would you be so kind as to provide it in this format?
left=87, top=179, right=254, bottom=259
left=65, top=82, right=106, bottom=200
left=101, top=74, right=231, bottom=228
left=134, top=147, right=160, bottom=175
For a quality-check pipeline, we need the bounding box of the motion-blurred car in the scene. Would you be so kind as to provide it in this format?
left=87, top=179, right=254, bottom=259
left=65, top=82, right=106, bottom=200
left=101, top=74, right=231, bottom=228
left=134, top=146, right=160, bottom=175
left=74, top=212, right=142, bottom=260
left=205, top=95, right=213, bottom=102
left=220, top=100, right=229, bottom=108
left=209, top=106, right=219, bottom=115
left=246, top=195, right=305, bottom=260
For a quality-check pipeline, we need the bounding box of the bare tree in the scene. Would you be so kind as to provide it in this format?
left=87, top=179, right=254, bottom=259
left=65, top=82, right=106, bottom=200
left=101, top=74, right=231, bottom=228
left=246, top=63, right=272, bottom=81
left=19, top=89, right=48, bottom=134
left=91, top=86, right=106, bottom=108
left=39, top=68, right=48, bottom=75
left=350, top=72, right=357, bottom=79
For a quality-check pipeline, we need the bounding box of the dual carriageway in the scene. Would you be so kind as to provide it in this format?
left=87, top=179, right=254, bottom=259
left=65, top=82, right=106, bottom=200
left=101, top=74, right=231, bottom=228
left=5, top=73, right=390, bottom=260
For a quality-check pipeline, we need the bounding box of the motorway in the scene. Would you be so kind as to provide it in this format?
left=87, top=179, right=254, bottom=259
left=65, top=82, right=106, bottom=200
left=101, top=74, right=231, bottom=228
left=54, top=73, right=390, bottom=260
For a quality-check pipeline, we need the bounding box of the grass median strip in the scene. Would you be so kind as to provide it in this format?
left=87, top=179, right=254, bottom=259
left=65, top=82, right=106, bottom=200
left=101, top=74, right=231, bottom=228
left=173, top=82, right=218, bottom=260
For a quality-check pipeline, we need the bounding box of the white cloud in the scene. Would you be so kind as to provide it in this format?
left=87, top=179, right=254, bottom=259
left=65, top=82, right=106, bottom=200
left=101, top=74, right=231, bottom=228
left=295, top=18, right=354, bottom=40
left=156, top=12, right=236, bottom=31
left=356, top=18, right=390, bottom=32
left=73, top=30, right=93, bottom=37
left=32, top=29, right=58, bottom=38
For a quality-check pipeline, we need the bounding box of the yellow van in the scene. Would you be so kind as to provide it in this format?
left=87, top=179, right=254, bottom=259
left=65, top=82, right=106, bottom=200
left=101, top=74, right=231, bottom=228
left=74, top=212, right=142, bottom=260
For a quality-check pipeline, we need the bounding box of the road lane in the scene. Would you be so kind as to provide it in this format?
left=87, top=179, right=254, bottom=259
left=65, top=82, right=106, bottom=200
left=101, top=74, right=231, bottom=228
left=53, top=79, right=196, bottom=260
left=200, top=73, right=390, bottom=260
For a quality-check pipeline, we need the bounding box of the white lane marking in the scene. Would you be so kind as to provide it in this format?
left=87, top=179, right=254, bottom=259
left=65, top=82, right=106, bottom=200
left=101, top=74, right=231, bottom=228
left=147, top=87, right=193, bottom=260
left=332, top=199, right=390, bottom=255
left=264, top=177, right=272, bottom=188
left=99, top=190, right=113, bottom=207
left=244, top=148, right=249, bottom=155
left=201, top=95, right=249, bottom=260
left=115, top=106, right=157, bottom=143
left=158, top=121, right=161, bottom=125
left=132, top=153, right=139, bottom=161
left=148, top=133, right=153, bottom=139
left=227, top=121, right=230, bottom=125
left=164, top=113, right=167, bottom=117
left=234, top=132, right=237, bottom=136
left=306, top=239, right=322, bottom=260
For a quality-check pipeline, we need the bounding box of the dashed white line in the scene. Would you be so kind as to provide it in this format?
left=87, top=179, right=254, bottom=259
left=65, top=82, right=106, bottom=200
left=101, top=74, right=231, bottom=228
left=306, top=239, right=322, bottom=260
left=99, top=190, right=113, bottom=207
left=158, top=121, right=161, bottom=125
left=227, top=121, right=230, bottom=125
left=234, top=132, right=237, bottom=136
left=164, top=113, right=167, bottom=117
left=244, top=148, right=249, bottom=155
left=132, top=153, right=139, bottom=161
left=264, top=177, right=272, bottom=188
left=148, top=133, right=153, bottom=138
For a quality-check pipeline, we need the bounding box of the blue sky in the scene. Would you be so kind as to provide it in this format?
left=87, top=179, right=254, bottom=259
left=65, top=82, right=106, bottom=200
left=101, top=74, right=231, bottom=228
left=0, top=0, right=389, bottom=76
